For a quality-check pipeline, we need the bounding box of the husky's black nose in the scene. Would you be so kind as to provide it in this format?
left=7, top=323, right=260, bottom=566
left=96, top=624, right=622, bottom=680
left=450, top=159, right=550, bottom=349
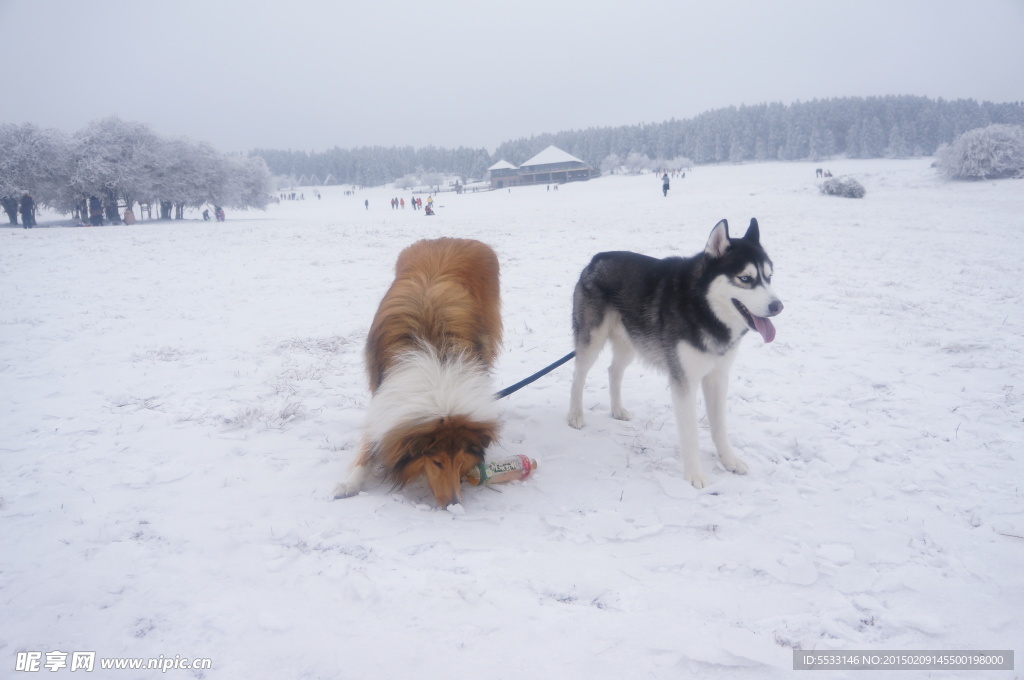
left=768, top=300, right=784, bottom=316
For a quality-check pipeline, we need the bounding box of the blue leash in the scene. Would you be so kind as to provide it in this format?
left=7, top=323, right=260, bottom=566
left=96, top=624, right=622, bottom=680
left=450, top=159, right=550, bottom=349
left=494, top=351, right=576, bottom=399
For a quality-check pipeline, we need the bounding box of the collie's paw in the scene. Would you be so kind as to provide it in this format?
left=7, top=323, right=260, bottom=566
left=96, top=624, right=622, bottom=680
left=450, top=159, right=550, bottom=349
left=333, top=464, right=369, bottom=499
left=611, top=406, right=632, bottom=421
left=332, top=481, right=361, bottom=499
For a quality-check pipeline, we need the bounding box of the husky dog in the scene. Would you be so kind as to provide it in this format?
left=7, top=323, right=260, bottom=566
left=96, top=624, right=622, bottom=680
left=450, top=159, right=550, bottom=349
left=567, top=218, right=782, bottom=489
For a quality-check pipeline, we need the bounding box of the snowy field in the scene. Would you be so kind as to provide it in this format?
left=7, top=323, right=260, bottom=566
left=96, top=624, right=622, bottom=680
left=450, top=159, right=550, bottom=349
left=2, top=159, right=1022, bottom=679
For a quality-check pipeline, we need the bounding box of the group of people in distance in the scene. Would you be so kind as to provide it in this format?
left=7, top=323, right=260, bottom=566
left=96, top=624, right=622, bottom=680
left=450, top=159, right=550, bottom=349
left=202, top=207, right=226, bottom=222
left=388, top=195, right=435, bottom=215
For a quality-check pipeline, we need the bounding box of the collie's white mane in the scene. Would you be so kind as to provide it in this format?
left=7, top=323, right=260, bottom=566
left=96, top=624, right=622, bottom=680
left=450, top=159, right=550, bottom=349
left=365, top=346, right=499, bottom=442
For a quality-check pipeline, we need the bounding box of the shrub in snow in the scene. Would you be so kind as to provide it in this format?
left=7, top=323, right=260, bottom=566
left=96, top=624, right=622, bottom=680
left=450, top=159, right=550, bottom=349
left=420, top=172, right=444, bottom=191
left=599, top=153, right=622, bottom=175
left=819, top=176, right=866, bottom=198
left=666, top=156, right=693, bottom=171
left=394, top=175, right=417, bottom=190
left=937, top=124, right=1024, bottom=180
left=624, top=151, right=654, bottom=174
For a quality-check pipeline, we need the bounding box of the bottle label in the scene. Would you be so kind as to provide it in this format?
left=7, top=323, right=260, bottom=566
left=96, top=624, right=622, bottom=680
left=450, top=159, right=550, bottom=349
left=488, top=455, right=529, bottom=478
left=465, top=455, right=536, bottom=485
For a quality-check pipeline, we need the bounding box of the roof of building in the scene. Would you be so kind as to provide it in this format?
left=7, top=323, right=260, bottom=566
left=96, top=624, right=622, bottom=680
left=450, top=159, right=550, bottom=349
left=520, top=145, right=586, bottom=168
left=488, top=160, right=518, bottom=171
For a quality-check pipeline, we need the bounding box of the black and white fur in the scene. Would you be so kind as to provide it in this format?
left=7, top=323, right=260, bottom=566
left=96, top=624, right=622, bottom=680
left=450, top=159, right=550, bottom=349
left=567, top=218, right=783, bottom=489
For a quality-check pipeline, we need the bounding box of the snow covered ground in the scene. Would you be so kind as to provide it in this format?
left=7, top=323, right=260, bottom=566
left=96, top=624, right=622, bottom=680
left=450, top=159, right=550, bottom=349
left=2, top=159, right=1021, bottom=679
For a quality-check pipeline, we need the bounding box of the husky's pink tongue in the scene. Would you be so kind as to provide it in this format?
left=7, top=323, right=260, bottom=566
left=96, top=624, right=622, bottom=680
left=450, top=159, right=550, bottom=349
left=751, top=315, right=776, bottom=343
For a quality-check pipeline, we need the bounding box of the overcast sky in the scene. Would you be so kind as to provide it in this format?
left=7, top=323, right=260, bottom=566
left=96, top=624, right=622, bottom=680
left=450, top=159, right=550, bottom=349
left=4, top=0, right=1022, bottom=153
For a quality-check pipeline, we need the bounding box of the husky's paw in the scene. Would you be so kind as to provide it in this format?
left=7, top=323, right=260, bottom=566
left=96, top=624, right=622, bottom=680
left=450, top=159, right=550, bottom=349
left=720, top=455, right=749, bottom=475
left=567, top=409, right=585, bottom=429
left=611, top=406, right=632, bottom=421
left=685, top=470, right=709, bottom=489
left=332, top=481, right=361, bottom=499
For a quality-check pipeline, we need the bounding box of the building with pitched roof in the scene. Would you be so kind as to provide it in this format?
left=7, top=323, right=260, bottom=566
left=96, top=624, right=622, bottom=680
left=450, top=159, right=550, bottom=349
left=488, top=145, right=594, bottom=189
left=487, top=160, right=520, bottom=189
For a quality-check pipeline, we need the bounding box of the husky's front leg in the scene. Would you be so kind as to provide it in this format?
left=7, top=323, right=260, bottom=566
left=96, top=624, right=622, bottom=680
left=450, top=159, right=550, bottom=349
left=702, top=353, right=748, bottom=475
left=670, top=381, right=708, bottom=489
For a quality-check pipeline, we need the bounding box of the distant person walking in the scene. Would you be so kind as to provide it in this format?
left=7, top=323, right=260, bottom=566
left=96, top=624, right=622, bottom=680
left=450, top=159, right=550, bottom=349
left=364, top=199, right=369, bottom=210
left=88, top=195, right=103, bottom=226
left=662, top=173, right=670, bottom=197
left=19, top=193, right=36, bottom=228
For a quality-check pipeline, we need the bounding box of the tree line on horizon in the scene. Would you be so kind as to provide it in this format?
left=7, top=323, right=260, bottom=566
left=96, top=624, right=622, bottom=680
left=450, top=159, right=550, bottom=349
left=0, top=117, right=272, bottom=225
left=252, top=145, right=493, bottom=190
left=4, top=96, right=1020, bottom=225
left=252, top=95, right=1024, bottom=186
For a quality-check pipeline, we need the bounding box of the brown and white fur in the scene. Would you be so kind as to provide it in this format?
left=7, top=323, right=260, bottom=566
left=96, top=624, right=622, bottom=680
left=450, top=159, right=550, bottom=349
left=333, top=237, right=503, bottom=507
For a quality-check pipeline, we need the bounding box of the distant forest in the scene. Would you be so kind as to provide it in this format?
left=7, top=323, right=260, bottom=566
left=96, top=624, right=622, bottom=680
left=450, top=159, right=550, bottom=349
left=251, top=96, right=1024, bottom=187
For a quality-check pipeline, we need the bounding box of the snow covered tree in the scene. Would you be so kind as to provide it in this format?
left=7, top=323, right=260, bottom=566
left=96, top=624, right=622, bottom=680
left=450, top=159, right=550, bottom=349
left=808, top=125, right=836, bottom=161
left=1, top=116, right=271, bottom=223
left=66, top=116, right=161, bottom=220
left=153, top=137, right=232, bottom=217
left=624, top=151, right=653, bottom=174
left=0, top=123, right=71, bottom=223
left=222, top=155, right=272, bottom=210
left=781, top=115, right=810, bottom=160
left=666, top=156, right=693, bottom=171
left=858, top=116, right=887, bottom=158
left=886, top=122, right=912, bottom=158
left=394, top=174, right=417, bottom=189
left=936, top=124, right=1024, bottom=180
left=728, top=135, right=746, bottom=163
left=845, top=122, right=862, bottom=159
left=599, top=153, right=622, bottom=175
left=420, top=172, right=444, bottom=192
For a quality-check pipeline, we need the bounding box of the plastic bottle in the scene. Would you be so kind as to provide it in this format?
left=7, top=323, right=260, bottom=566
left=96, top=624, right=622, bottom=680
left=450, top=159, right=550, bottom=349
left=465, top=455, right=537, bottom=486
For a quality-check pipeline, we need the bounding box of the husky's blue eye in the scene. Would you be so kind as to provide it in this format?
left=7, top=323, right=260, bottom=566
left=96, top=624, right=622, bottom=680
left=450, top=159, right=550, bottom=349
left=738, top=275, right=753, bottom=284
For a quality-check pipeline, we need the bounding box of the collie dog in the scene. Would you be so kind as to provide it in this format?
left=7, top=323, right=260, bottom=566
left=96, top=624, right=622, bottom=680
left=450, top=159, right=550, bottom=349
left=333, top=237, right=503, bottom=507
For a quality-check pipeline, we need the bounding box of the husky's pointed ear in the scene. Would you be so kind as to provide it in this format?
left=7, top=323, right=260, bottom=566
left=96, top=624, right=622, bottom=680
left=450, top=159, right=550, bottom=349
left=743, top=218, right=760, bottom=243
left=705, top=219, right=730, bottom=258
